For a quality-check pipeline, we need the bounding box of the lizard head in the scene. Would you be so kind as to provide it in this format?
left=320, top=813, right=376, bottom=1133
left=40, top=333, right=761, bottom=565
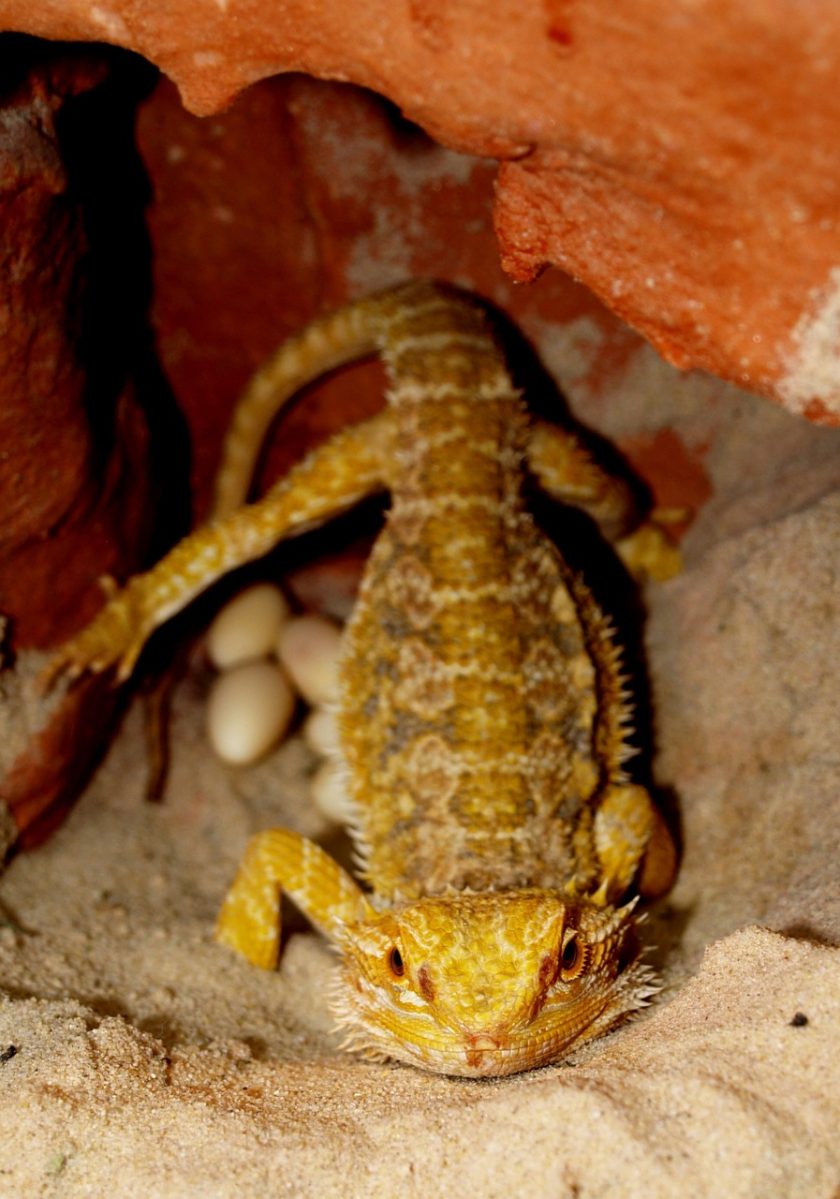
left=330, top=889, right=654, bottom=1077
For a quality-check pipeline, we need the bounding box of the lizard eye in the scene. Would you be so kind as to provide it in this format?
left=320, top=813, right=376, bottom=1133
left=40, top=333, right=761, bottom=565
left=560, top=932, right=585, bottom=981
left=388, top=946, right=405, bottom=978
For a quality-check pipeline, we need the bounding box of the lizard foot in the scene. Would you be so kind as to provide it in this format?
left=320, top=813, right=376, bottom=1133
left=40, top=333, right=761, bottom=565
left=39, top=579, right=151, bottom=693
left=616, top=508, right=687, bottom=583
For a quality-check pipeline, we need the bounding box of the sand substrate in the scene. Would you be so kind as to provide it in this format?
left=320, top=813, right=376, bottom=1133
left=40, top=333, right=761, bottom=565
left=1, top=347, right=839, bottom=1197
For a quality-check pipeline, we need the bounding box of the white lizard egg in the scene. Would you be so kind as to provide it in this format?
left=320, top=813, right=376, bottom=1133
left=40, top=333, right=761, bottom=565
left=206, top=583, right=291, bottom=669
left=303, top=706, right=341, bottom=756
left=207, top=660, right=296, bottom=765
left=276, top=615, right=342, bottom=706
left=310, top=760, right=354, bottom=825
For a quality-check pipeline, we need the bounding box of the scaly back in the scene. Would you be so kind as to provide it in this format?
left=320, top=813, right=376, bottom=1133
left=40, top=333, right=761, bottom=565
left=338, top=283, right=629, bottom=901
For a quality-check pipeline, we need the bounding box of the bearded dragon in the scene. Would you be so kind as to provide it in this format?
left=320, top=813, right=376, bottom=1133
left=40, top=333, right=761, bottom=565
left=45, top=281, right=678, bottom=1077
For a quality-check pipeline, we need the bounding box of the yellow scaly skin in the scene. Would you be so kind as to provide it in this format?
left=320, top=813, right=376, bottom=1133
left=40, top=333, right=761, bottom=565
left=45, top=282, right=678, bottom=1078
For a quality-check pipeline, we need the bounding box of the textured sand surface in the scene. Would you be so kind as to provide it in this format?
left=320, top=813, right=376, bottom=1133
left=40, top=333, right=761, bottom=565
left=1, top=345, right=839, bottom=1197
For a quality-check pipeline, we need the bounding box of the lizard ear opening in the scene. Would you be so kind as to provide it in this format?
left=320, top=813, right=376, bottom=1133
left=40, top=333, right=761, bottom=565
left=559, top=930, right=587, bottom=982
left=387, top=946, right=406, bottom=977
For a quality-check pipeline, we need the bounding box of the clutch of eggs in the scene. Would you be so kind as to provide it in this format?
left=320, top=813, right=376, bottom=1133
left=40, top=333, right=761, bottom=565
left=205, top=583, right=350, bottom=822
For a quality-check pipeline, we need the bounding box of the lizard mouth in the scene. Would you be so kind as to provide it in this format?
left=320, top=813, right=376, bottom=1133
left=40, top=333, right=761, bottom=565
left=463, top=1032, right=504, bottom=1073
left=466, top=1033, right=500, bottom=1050
left=334, top=952, right=659, bottom=1077
left=337, top=996, right=615, bottom=1077
left=457, top=1024, right=587, bottom=1077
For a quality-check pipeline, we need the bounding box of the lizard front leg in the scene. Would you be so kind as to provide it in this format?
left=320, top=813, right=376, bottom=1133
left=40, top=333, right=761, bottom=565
left=526, top=421, right=683, bottom=582
left=216, top=829, right=374, bottom=968
left=42, top=414, right=390, bottom=689
left=594, top=784, right=677, bottom=902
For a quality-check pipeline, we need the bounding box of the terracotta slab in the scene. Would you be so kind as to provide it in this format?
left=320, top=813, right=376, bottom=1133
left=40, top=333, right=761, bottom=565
left=1, top=1, right=838, bottom=421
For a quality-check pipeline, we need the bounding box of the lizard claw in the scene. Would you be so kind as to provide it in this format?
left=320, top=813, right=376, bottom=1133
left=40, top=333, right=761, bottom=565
left=38, top=585, right=148, bottom=695
left=39, top=632, right=118, bottom=696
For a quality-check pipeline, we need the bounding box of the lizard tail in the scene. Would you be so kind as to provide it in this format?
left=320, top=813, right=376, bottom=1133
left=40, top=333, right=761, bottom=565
left=212, top=298, right=379, bottom=517
left=213, top=280, right=477, bottom=516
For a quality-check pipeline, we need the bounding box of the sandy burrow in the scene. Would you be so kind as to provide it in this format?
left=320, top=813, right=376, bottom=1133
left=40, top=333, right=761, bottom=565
left=1, top=358, right=840, bottom=1196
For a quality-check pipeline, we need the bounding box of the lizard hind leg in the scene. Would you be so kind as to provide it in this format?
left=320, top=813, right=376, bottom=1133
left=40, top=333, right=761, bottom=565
left=527, top=421, right=682, bottom=582
left=215, top=828, right=374, bottom=969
